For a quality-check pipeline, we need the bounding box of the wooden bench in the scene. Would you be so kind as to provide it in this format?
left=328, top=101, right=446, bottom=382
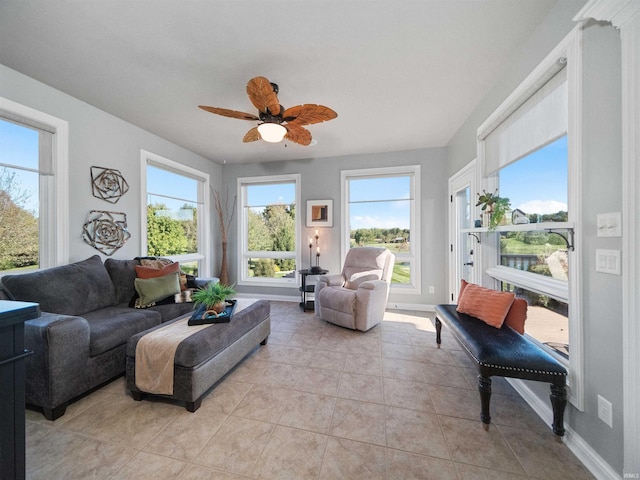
left=434, top=304, right=568, bottom=439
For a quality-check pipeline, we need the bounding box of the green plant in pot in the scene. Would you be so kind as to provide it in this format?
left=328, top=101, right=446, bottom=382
left=476, top=189, right=511, bottom=231
left=192, top=282, right=236, bottom=315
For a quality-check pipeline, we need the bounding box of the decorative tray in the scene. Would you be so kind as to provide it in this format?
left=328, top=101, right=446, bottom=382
left=188, top=299, right=236, bottom=326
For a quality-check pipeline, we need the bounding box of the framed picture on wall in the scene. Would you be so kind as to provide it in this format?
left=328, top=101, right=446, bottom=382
left=306, top=199, right=333, bottom=227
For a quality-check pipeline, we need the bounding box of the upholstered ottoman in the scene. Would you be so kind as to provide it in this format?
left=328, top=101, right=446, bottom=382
left=126, top=299, right=270, bottom=412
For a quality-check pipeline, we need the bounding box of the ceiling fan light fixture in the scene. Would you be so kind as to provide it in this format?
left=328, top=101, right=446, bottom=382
left=257, top=122, right=287, bottom=143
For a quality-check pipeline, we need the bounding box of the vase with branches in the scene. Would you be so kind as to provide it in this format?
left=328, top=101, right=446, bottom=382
left=214, top=188, right=236, bottom=285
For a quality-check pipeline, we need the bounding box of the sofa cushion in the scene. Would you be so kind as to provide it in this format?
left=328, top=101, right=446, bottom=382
left=2, top=255, right=116, bottom=316
left=134, top=272, right=181, bottom=305
left=83, top=306, right=161, bottom=356
left=104, top=258, right=139, bottom=305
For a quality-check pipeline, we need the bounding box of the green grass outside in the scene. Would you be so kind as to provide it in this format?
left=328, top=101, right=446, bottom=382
left=500, top=238, right=560, bottom=255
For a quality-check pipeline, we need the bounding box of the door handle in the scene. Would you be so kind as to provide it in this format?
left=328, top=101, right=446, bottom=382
left=464, top=262, right=474, bottom=266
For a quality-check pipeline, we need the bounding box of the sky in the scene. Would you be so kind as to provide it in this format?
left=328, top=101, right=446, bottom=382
left=499, top=135, right=568, bottom=215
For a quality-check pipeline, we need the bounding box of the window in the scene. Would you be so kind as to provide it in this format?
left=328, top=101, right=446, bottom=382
left=342, top=166, right=420, bottom=293
left=238, top=174, right=300, bottom=286
left=0, top=99, right=68, bottom=274
left=476, top=28, right=583, bottom=408
left=141, top=150, right=210, bottom=276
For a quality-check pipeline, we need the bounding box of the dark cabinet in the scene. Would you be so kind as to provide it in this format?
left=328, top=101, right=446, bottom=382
left=0, top=300, right=39, bottom=480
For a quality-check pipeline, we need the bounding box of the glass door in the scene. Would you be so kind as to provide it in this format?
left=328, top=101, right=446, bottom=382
left=448, top=161, right=477, bottom=302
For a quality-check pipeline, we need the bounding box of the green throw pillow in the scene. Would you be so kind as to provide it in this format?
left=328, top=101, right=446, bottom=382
left=134, top=272, right=181, bottom=305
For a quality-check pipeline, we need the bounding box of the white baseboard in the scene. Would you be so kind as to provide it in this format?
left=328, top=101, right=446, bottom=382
left=386, top=302, right=435, bottom=312
left=508, top=379, right=619, bottom=480
left=235, top=293, right=299, bottom=303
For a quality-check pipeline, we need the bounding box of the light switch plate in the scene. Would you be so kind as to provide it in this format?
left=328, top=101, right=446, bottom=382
left=595, top=249, right=621, bottom=275
left=597, top=212, right=622, bottom=237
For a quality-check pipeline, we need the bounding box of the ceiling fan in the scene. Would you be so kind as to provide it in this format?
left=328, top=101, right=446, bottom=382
left=199, top=76, right=337, bottom=146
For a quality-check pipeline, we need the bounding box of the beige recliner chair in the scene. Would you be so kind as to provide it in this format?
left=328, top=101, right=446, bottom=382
left=314, top=247, right=395, bottom=331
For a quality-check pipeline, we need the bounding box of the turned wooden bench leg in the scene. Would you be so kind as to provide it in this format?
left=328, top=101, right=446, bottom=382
left=435, top=318, right=442, bottom=348
left=478, top=375, right=492, bottom=430
left=550, top=381, right=567, bottom=439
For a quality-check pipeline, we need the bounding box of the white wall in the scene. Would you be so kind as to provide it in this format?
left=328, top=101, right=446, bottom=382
left=0, top=64, right=223, bottom=273
left=222, top=147, right=448, bottom=307
left=446, top=1, right=626, bottom=474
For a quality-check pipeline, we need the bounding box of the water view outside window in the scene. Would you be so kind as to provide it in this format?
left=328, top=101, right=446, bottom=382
left=499, top=136, right=569, bottom=280
left=244, top=181, right=296, bottom=280
left=0, top=119, right=40, bottom=273
left=347, top=174, right=414, bottom=285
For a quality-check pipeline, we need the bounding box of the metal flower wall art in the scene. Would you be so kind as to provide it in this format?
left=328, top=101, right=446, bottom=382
left=82, top=210, right=131, bottom=256
left=91, top=166, right=129, bottom=204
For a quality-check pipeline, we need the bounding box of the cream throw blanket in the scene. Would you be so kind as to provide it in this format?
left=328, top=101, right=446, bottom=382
left=135, top=299, right=256, bottom=395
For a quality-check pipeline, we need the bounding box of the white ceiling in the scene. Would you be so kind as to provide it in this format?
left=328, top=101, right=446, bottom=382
left=0, top=0, right=557, bottom=165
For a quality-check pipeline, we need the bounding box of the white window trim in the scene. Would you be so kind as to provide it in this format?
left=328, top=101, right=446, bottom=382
left=476, top=26, right=584, bottom=410
left=0, top=97, right=69, bottom=269
left=341, top=165, right=421, bottom=295
left=236, top=173, right=301, bottom=288
left=140, top=149, right=211, bottom=277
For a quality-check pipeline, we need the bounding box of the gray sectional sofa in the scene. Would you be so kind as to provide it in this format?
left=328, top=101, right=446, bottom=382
left=0, top=255, right=211, bottom=420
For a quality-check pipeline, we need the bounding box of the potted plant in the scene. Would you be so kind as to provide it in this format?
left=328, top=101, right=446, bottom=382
left=192, top=282, right=236, bottom=315
left=476, top=189, right=511, bottom=231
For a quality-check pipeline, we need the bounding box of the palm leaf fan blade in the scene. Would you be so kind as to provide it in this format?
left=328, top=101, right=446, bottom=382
left=246, top=76, right=281, bottom=115
left=198, top=106, right=259, bottom=121
left=284, top=124, right=312, bottom=146
left=243, top=127, right=261, bottom=143
left=284, top=104, right=337, bottom=126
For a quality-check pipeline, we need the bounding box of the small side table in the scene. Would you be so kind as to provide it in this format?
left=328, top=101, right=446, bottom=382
left=298, top=269, right=328, bottom=312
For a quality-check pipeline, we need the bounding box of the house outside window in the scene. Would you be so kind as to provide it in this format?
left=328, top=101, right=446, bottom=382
left=238, top=174, right=300, bottom=287
left=141, top=150, right=210, bottom=276
left=342, top=165, right=421, bottom=294
left=0, top=99, right=68, bottom=274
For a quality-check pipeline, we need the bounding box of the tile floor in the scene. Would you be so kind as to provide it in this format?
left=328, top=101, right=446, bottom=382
left=25, top=301, right=595, bottom=479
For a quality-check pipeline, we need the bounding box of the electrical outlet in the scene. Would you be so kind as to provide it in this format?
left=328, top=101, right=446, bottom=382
left=598, top=394, right=613, bottom=428
left=428, top=286, right=435, bottom=294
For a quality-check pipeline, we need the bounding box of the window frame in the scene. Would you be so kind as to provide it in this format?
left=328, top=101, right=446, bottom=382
left=237, top=173, right=301, bottom=288
left=476, top=27, right=583, bottom=409
left=341, top=165, right=421, bottom=295
left=0, top=97, right=69, bottom=271
left=140, top=149, right=211, bottom=277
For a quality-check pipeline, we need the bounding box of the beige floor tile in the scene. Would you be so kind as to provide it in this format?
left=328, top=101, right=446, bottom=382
left=60, top=393, right=178, bottom=448
left=179, top=464, right=247, bottom=479
left=343, top=352, right=382, bottom=376
left=499, top=425, right=596, bottom=479
left=255, top=361, right=305, bottom=388
left=429, top=384, right=482, bottom=420
left=252, top=425, right=327, bottom=479
left=329, top=398, right=386, bottom=446
left=387, top=449, right=458, bottom=480
left=197, top=415, right=274, bottom=475
left=319, top=437, right=387, bottom=480
left=197, top=380, right=253, bottom=416
left=295, top=366, right=342, bottom=396
left=23, top=302, right=594, bottom=480
left=385, top=406, right=451, bottom=459
left=278, top=390, right=336, bottom=433
left=454, top=462, right=529, bottom=480
left=439, top=415, right=526, bottom=475
left=26, top=427, right=134, bottom=479
left=143, top=408, right=227, bottom=461
left=383, top=377, right=435, bottom=412
left=309, top=349, right=347, bottom=371
left=337, top=372, right=384, bottom=404
left=113, top=450, right=188, bottom=479
left=231, top=384, right=292, bottom=423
